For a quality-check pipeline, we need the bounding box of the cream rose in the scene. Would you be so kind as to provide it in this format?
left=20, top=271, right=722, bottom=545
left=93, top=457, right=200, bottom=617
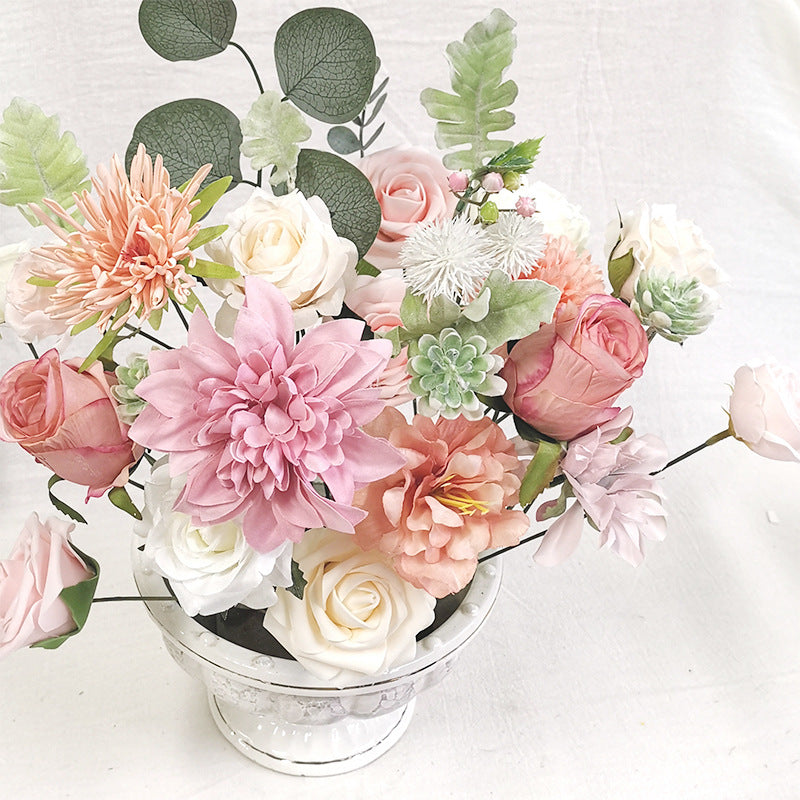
left=728, top=362, right=800, bottom=462
left=263, top=528, right=436, bottom=685
left=528, top=181, right=591, bottom=253
left=607, top=202, right=726, bottom=303
left=136, top=461, right=293, bottom=616
left=205, top=186, right=357, bottom=330
left=0, top=241, right=28, bottom=326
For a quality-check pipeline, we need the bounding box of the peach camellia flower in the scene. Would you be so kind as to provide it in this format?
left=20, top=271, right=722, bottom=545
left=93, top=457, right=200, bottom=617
left=28, top=144, right=209, bottom=331
left=130, top=278, right=405, bottom=553
left=0, top=349, right=141, bottom=498
left=353, top=407, right=529, bottom=598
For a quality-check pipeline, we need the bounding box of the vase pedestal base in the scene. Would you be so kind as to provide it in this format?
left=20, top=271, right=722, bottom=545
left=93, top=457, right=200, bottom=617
left=208, top=691, right=415, bottom=776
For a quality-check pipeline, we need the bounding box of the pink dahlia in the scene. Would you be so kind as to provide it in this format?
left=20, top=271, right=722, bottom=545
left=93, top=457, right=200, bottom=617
left=519, top=235, right=605, bottom=320
left=353, top=407, right=529, bottom=597
left=29, top=144, right=209, bottom=331
left=129, top=278, right=404, bottom=552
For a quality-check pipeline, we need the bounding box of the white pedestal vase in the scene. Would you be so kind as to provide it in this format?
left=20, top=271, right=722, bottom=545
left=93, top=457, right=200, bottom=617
left=132, top=546, right=502, bottom=776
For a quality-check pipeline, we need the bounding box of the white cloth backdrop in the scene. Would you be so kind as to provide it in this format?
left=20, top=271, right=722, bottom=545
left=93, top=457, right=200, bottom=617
left=1, top=1, right=799, bottom=797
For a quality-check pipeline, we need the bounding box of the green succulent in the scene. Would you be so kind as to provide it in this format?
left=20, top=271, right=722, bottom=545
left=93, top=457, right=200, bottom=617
left=408, top=328, right=505, bottom=419
left=112, top=354, right=151, bottom=425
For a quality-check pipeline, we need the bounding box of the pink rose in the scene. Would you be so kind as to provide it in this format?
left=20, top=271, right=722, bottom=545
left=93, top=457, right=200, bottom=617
left=344, top=272, right=406, bottom=334
left=728, top=362, right=800, bottom=461
left=502, top=294, right=649, bottom=441
left=0, top=513, right=95, bottom=659
left=359, top=146, right=456, bottom=270
left=0, top=349, right=140, bottom=497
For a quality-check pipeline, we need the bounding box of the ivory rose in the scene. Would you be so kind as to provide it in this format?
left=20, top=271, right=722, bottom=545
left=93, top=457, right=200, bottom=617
left=728, top=362, right=800, bottom=461
left=359, top=146, right=456, bottom=270
left=0, top=513, right=96, bottom=659
left=527, top=181, right=591, bottom=253
left=205, top=186, right=357, bottom=330
left=0, top=241, right=28, bottom=325
left=263, top=527, right=436, bottom=685
left=0, top=349, right=139, bottom=497
left=502, top=294, right=648, bottom=441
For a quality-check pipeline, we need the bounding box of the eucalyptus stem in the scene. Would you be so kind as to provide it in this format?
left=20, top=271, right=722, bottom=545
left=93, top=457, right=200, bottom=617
left=92, top=596, right=172, bottom=603
left=229, top=41, right=264, bottom=94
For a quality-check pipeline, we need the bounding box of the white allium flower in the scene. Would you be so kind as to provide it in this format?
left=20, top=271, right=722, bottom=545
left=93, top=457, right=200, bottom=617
left=482, top=213, right=545, bottom=278
left=400, top=217, right=491, bottom=305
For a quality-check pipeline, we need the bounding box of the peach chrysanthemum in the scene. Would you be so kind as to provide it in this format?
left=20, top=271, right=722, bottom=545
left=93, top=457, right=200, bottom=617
left=29, top=144, right=210, bottom=331
left=519, top=234, right=605, bottom=320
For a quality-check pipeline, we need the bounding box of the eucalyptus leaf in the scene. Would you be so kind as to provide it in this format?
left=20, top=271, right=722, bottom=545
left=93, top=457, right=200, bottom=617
left=0, top=98, right=90, bottom=222
left=294, top=148, right=381, bottom=259
left=138, top=0, right=236, bottom=62
left=127, top=99, right=242, bottom=190
left=327, top=126, right=361, bottom=156
left=288, top=560, right=307, bottom=601
left=275, top=8, right=376, bottom=123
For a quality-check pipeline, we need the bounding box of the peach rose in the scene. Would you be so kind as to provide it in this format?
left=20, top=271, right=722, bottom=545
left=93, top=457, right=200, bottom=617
left=502, top=294, right=648, bottom=441
left=0, top=513, right=95, bottom=659
left=359, top=146, right=456, bottom=270
left=0, top=349, right=140, bottom=497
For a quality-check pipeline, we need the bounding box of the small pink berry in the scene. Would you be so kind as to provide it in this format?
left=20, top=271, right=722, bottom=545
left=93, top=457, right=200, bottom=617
left=515, top=196, right=537, bottom=217
left=447, top=172, right=469, bottom=193
left=481, top=172, right=504, bottom=193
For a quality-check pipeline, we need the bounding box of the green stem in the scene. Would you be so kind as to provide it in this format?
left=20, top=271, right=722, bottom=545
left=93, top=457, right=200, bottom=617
left=122, top=324, right=174, bottom=350
left=92, top=596, right=172, bottom=603
left=652, top=428, right=732, bottom=475
left=229, top=41, right=264, bottom=94
left=478, top=529, right=547, bottom=563
left=26, top=342, right=39, bottom=359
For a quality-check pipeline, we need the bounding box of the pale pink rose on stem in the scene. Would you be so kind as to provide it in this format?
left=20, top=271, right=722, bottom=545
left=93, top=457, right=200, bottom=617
left=354, top=407, right=529, bottom=597
left=502, top=294, right=648, bottom=441
left=534, top=408, right=668, bottom=567
left=728, top=362, right=800, bottom=461
left=359, top=146, right=456, bottom=270
left=0, top=349, right=141, bottom=498
left=130, top=278, right=405, bottom=553
left=0, top=513, right=96, bottom=659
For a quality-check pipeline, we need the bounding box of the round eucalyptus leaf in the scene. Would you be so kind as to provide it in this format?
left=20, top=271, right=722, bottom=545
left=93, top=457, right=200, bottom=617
left=295, top=149, right=381, bottom=259
left=138, top=0, right=236, bottom=61
left=275, top=8, right=376, bottom=124
left=126, top=98, right=242, bottom=189
left=327, top=126, right=361, bottom=155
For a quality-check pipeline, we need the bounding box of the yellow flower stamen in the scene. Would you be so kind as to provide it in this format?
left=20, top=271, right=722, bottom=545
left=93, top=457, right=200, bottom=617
left=432, top=477, right=489, bottom=517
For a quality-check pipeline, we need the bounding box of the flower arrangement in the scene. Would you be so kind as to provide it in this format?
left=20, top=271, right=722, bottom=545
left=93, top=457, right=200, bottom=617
left=0, top=1, right=798, bottom=692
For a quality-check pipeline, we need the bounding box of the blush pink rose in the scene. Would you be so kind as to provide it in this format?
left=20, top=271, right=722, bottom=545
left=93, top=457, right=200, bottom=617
left=502, top=294, right=649, bottom=441
left=728, top=362, right=800, bottom=461
left=0, top=349, right=140, bottom=497
left=0, top=513, right=95, bottom=659
left=344, top=272, right=406, bottom=333
left=359, top=146, right=456, bottom=270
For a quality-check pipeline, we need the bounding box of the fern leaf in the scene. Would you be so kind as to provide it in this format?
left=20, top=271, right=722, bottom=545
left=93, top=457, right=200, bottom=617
left=420, top=9, right=518, bottom=171
left=0, top=98, right=90, bottom=224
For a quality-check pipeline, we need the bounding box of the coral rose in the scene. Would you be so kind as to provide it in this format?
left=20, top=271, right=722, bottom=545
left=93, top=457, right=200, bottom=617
left=502, top=294, right=648, bottom=441
left=359, top=146, right=456, bottom=270
left=354, top=408, right=529, bottom=597
left=0, top=349, right=140, bottom=497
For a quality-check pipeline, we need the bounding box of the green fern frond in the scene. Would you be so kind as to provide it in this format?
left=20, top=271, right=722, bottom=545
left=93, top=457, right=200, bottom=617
left=420, top=9, right=518, bottom=171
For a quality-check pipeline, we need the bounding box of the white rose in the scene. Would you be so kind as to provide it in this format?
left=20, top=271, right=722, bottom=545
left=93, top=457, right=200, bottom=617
left=4, top=249, right=71, bottom=343
left=728, top=362, right=800, bottom=462
left=205, top=186, right=357, bottom=331
left=607, top=202, right=726, bottom=303
left=0, top=241, right=29, bottom=325
left=136, top=461, right=292, bottom=616
left=528, top=181, right=591, bottom=253
left=263, top=528, right=436, bottom=686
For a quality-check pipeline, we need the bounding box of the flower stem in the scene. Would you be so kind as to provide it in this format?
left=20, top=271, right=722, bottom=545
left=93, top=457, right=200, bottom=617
left=122, top=324, right=174, bottom=350
left=229, top=41, right=264, bottom=94
left=478, top=529, right=548, bottom=563
left=92, top=596, right=172, bottom=603
left=651, top=428, right=732, bottom=475
left=26, top=342, right=39, bottom=359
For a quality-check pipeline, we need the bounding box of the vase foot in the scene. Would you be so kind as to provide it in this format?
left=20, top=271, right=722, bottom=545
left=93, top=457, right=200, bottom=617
left=207, top=691, right=416, bottom=776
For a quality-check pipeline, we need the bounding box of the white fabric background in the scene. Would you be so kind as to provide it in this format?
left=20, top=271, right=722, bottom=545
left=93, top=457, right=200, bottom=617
left=1, top=1, right=799, bottom=797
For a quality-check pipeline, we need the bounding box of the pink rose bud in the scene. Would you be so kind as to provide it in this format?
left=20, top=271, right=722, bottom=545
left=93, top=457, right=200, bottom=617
left=515, top=196, right=537, bottom=217
left=481, top=172, right=505, bottom=193
left=447, top=171, right=469, bottom=193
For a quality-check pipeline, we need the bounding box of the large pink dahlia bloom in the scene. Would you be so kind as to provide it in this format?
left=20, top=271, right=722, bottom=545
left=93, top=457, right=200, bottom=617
left=129, top=278, right=404, bottom=552
left=29, top=144, right=209, bottom=331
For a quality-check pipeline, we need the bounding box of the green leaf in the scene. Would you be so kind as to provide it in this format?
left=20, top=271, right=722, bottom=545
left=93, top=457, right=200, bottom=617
left=275, top=8, right=377, bottom=124
left=33, top=546, right=99, bottom=650
left=108, top=486, right=143, bottom=520
left=608, top=247, right=635, bottom=297
left=485, top=137, right=543, bottom=173
left=399, top=291, right=461, bottom=343
left=420, top=9, right=518, bottom=171
left=69, top=312, right=101, bottom=336
left=287, top=560, right=307, bottom=601
left=127, top=99, right=242, bottom=191
left=26, top=276, right=58, bottom=287
left=356, top=258, right=380, bottom=277
left=0, top=98, right=90, bottom=220
left=188, top=224, right=228, bottom=250
left=187, top=258, right=240, bottom=279
left=454, top=271, right=560, bottom=352
left=190, top=175, right=233, bottom=224
left=327, top=125, right=361, bottom=155
left=138, top=0, right=236, bottom=62
left=519, top=440, right=563, bottom=506
left=47, top=475, right=87, bottom=525
left=78, top=300, right=129, bottom=371
left=537, top=482, right=573, bottom=521
left=294, top=148, right=381, bottom=259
